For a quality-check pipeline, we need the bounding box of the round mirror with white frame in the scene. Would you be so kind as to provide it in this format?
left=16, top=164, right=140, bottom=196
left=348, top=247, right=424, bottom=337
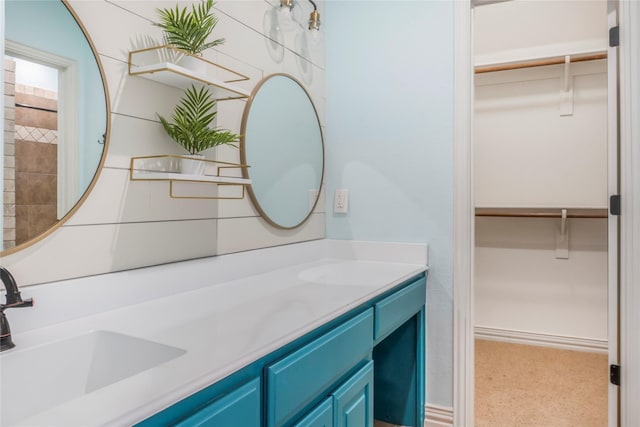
left=2, top=0, right=109, bottom=255
left=241, top=74, right=324, bottom=229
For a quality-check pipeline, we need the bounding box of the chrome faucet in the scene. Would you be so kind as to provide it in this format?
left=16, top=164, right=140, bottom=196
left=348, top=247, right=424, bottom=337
left=1, top=267, right=33, bottom=351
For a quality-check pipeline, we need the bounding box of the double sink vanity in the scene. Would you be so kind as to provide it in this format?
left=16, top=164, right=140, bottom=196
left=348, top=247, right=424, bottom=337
left=2, top=1, right=428, bottom=426
left=1, top=240, right=427, bottom=426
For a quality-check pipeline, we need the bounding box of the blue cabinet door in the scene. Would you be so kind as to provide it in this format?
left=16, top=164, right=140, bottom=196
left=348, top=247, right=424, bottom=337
left=293, top=397, right=334, bottom=427
left=267, top=309, right=374, bottom=427
left=174, top=378, right=261, bottom=427
left=332, top=361, right=374, bottom=427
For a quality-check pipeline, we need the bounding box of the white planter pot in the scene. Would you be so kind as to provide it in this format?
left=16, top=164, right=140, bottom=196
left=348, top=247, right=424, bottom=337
left=180, top=154, right=206, bottom=175
left=179, top=55, right=207, bottom=77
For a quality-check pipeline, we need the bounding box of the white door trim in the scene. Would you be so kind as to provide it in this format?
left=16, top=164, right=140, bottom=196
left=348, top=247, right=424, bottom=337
left=452, top=1, right=474, bottom=426
left=606, top=2, right=620, bottom=425
left=618, top=1, right=640, bottom=424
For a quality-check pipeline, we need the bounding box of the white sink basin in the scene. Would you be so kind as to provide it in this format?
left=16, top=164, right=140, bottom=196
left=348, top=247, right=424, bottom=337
left=0, top=330, right=185, bottom=425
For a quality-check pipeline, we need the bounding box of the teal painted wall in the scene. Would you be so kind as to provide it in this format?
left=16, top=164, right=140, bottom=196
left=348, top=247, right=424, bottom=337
left=325, top=0, right=454, bottom=407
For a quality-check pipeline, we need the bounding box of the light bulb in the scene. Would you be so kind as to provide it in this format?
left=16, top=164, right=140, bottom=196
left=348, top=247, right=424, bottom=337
left=308, top=10, right=320, bottom=31
left=309, top=28, right=323, bottom=45
left=277, top=0, right=299, bottom=32
left=277, top=8, right=293, bottom=27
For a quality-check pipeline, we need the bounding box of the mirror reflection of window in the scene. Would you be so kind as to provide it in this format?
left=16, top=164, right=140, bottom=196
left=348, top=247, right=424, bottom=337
left=4, top=56, right=61, bottom=248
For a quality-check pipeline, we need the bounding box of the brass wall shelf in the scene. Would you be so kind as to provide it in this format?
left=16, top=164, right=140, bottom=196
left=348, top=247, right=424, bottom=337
left=128, top=46, right=250, bottom=101
left=129, top=155, right=251, bottom=200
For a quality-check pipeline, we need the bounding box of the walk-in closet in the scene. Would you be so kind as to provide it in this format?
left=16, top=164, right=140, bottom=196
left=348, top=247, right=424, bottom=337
left=473, top=1, right=614, bottom=425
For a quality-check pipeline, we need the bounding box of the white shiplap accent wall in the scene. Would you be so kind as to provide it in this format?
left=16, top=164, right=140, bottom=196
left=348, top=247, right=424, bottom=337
left=1, top=0, right=325, bottom=286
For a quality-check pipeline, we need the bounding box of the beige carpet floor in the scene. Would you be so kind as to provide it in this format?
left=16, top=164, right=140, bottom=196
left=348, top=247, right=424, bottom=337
left=475, top=340, right=608, bottom=427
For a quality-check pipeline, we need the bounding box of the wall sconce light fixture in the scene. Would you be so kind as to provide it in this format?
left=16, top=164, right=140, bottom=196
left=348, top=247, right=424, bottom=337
left=277, top=0, right=321, bottom=32
left=308, top=0, right=321, bottom=31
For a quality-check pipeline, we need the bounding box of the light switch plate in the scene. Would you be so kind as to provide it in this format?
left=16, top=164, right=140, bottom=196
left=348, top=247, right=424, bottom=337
left=334, top=189, right=349, bottom=213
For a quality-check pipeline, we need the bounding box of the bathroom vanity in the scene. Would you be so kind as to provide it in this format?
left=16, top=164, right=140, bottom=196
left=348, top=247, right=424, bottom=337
left=137, top=272, right=426, bottom=427
left=0, top=240, right=427, bottom=427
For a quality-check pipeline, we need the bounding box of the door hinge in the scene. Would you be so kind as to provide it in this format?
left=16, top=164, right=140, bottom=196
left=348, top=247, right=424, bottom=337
left=610, top=26, right=620, bottom=47
left=610, top=195, right=621, bottom=216
left=610, top=364, right=621, bottom=386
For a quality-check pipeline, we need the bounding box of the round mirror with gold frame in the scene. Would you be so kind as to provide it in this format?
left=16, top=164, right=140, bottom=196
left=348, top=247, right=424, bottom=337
left=241, top=74, right=324, bottom=230
left=1, top=0, right=110, bottom=255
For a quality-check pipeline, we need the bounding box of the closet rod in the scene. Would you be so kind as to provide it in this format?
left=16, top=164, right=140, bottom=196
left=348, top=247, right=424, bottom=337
left=475, top=52, right=608, bottom=74
left=475, top=210, right=608, bottom=219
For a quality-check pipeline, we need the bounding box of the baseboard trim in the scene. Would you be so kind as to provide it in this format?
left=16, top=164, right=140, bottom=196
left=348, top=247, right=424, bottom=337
left=425, top=404, right=454, bottom=427
left=475, top=326, right=608, bottom=354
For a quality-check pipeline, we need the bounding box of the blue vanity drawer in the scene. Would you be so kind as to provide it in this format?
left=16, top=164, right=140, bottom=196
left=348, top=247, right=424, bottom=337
left=174, top=377, right=260, bottom=427
left=374, top=277, right=426, bottom=341
left=266, top=309, right=374, bottom=427
left=293, top=397, right=333, bottom=427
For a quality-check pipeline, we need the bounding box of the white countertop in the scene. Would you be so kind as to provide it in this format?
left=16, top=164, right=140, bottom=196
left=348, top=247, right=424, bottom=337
left=1, top=240, right=427, bottom=426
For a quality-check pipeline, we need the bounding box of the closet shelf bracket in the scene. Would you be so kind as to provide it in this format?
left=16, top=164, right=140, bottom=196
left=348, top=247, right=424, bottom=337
left=560, top=56, right=574, bottom=116
left=556, top=208, right=569, bottom=259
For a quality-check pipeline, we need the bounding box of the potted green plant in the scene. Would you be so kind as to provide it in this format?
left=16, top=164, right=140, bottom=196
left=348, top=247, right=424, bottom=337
left=158, top=84, right=240, bottom=175
left=154, top=0, right=224, bottom=74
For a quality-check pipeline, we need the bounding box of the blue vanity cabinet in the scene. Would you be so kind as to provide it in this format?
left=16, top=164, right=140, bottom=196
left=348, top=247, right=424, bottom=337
left=374, top=277, right=426, bottom=343
left=332, top=361, right=374, bottom=427
left=266, top=309, right=374, bottom=427
left=372, top=275, right=426, bottom=427
left=292, top=398, right=334, bottom=427
left=136, top=272, right=426, bottom=427
left=294, top=360, right=374, bottom=427
left=136, top=376, right=261, bottom=427
left=174, top=378, right=261, bottom=427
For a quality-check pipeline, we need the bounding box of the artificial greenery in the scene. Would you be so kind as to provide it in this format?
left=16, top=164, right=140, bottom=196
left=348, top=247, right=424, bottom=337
left=158, top=85, right=239, bottom=155
left=155, top=0, right=224, bottom=55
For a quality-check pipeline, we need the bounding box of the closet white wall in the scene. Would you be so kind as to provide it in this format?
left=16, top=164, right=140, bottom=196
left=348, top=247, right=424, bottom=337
left=473, top=0, right=609, bottom=351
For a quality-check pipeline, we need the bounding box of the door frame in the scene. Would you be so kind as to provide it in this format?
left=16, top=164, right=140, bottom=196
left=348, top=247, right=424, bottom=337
left=606, top=2, right=619, bottom=425
left=452, top=0, right=640, bottom=425
left=5, top=40, right=79, bottom=220
left=617, top=2, right=640, bottom=425
left=452, top=1, right=474, bottom=426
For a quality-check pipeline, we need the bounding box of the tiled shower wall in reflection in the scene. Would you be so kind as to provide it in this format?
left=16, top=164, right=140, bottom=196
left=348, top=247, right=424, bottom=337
left=4, top=58, right=16, bottom=249
left=13, top=79, right=58, bottom=246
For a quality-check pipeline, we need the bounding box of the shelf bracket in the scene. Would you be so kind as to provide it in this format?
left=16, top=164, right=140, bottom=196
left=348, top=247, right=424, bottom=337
left=169, top=181, right=246, bottom=200
left=556, top=208, right=570, bottom=259
left=129, top=155, right=251, bottom=200
left=560, top=56, right=574, bottom=116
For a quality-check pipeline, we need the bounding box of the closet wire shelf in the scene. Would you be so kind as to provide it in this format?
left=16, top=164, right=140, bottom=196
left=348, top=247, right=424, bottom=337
left=129, top=155, right=251, bottom=200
